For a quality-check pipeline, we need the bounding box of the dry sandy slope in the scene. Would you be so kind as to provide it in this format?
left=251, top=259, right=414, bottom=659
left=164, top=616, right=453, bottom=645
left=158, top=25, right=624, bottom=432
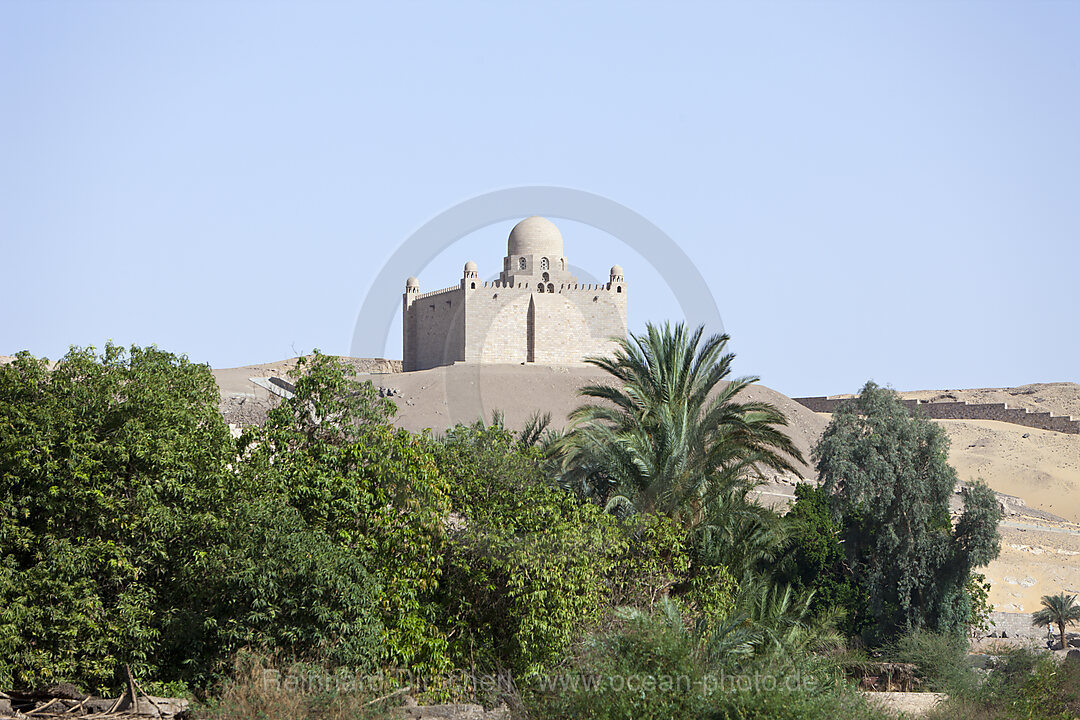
left=985, top=525, right=1080, bottom=612
left=372, top=363, right=825, bottom=480
left=939, top=420, right=1080, bottom=523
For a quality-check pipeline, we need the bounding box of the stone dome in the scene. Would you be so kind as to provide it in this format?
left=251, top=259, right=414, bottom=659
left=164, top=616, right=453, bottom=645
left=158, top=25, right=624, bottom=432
left=464, top=260, right=478, bottom=273
left=405, top=276, right=419, bottom=288
left=610, top=265, right=624, bottom=276
left=508, top=216, right=563, bottom=257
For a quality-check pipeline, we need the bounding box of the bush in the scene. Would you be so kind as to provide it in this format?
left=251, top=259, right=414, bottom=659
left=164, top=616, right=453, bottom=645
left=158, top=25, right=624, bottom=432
left=529, top=601, right=888, bottom=720
left=239, top=352, right=451, bottom=674
left=887, top=629, right=975, bottom=694
left=162, top=500, right=384, bottom=684
left=928, top=649, right=1080, bottom=720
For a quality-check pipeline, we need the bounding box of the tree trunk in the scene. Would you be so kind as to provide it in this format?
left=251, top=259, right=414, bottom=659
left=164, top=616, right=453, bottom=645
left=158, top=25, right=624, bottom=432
left=1062, top=626, right=1068, bottom=651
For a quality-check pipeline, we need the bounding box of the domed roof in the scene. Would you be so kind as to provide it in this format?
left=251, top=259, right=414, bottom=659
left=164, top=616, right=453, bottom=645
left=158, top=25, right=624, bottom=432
left=464, top=260, right=478, bottom=272
left=405, top=276, right=419, bottom=288
left=610, top=265, right=624, bottom=276
left=508, top=216, right=563, bottom=258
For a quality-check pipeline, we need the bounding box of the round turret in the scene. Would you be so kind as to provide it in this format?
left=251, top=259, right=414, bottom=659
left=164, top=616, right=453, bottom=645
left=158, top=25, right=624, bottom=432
left=610, top=265, right=623, bottom=277
left=405, top=276, right=419, bottom=290
left=508, top=216, right=563, bottom=257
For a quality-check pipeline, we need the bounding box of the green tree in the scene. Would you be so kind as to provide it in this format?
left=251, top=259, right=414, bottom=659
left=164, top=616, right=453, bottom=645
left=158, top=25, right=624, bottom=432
left=0, top=344, right=234, bottom=690
left=814, top=381, right=1001, bottom=643
left=433, top=418, right=625, bottom=677
left=777, top=483, right=870, bottom=636
left=557, top=322, right=803, bottom=528
left=238, top=352, right=451, bottom=673
left=1032, top=593, right=1080, bottom=650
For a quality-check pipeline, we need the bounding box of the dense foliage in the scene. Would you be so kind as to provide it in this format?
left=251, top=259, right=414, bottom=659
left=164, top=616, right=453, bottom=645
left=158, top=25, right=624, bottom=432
left=11, top=336, right=1078, bottom=720
left=0, top=345, right=234, bottom=690
left=556, top=322, right=802, bottom=527
left=812, top=381, right=1001, bottom=643
left=237, top=353, right=450, bottom=673
left=776, top=483, right=870, bottom=636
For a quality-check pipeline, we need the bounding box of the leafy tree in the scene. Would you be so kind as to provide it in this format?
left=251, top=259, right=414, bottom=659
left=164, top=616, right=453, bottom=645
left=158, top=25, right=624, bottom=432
left=965, top=572, right=994, bottom=636
left=162, top=498, right=385, bottom=680
left=238, top=352, right=451, bottom=673
left=433, top=418, right=625, bottom=677
left=814, top=381, right=1001, bottom=643
left=1032, top=593, right=1080, bottom=650
left=0, top=344, right=234, bottom=690
left=557, top=322, right=803, bottom=528
left=777, top=484, right=870, bottom=636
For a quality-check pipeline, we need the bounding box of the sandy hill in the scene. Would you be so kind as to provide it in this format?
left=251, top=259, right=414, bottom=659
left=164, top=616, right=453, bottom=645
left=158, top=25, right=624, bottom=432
left=212, top=360, right=825, bottom=480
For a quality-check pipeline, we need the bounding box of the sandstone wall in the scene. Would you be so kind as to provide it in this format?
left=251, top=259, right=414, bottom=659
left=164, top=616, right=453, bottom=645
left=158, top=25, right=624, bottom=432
left=403, top=285, right=465, bottom=371
left=793, top=396, right=1079, bottom=434
left=462, top=280, right=627, bottom=365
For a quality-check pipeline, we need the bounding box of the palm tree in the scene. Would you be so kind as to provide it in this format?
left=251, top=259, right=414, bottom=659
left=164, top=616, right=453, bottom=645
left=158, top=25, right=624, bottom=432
left=1032, top=592, right=1080, bottom=650
left=555, top=322, right=803, bottom=528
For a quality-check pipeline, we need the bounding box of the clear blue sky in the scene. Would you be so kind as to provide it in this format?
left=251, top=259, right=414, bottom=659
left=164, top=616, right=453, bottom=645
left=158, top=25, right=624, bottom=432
left=2, top=1, right=1078, bottom=397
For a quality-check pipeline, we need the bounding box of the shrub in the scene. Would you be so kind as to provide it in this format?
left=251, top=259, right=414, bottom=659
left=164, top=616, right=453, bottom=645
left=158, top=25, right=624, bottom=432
left=887, top=629, right=975, bottom=695
left=239, top=352, right=451, bottom=674
left=162, top=500, right=384, bottom=683
left=529, top=601, right=888, bottom=720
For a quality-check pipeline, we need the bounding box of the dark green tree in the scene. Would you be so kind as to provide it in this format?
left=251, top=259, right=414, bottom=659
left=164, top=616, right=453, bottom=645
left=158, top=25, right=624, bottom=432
left=777, top=483, right=870, bottom=636
left=813, top=381, right=1001, bottom=643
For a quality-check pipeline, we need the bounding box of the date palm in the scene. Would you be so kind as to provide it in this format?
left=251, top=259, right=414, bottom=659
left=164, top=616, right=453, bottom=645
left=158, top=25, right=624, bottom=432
left=1032, top=592, right=1080, bottom=650
left=556, top=322, right=803, bottom=529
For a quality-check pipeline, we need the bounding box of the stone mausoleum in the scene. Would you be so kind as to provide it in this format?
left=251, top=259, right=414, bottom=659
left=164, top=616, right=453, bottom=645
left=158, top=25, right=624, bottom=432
left=403, top=216, right=628, bottom=371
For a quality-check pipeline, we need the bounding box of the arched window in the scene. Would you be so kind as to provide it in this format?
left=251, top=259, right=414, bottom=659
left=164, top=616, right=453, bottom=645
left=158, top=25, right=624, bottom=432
left=518, top=257, right=527, bottom=270
left=547, top=283, right=554, bottom=293
left=616, top=285, right=622, bottom=293
left=542, top=272, right=550, bottom=282
left=470, top=282, right=476, bottom=289
left=540, top=257, right=549, bottom=270
left=537, top=284, right=544, bottom=293
left=561, top=259, right=566, bottom=270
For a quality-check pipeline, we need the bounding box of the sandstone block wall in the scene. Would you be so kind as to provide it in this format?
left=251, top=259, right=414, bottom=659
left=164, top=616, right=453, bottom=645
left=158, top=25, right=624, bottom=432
left=793, top=396, right=1080, bottom=434
left=404, top=280, right=627, bottom=371
left=987, top=611, right=1043, bottom=641
left=403, top=285, right=465, bottom=371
